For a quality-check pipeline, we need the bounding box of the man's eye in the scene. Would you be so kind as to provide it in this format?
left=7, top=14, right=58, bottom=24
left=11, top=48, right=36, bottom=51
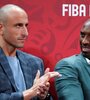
left=15, top=24, right=23, bottom=27
left=80, top=32, right=85, bottom=38
left=25, top=24, right=28, bottom=27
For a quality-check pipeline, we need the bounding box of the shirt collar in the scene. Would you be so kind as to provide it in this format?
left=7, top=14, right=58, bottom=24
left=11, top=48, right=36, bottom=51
left=85, top=58, right=90, bottom=64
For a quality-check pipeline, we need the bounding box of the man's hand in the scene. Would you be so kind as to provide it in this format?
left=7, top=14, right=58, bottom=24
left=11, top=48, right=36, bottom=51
left=33, top=68, right=61, bottom=99
left=23, top=68, right=61, bottom=100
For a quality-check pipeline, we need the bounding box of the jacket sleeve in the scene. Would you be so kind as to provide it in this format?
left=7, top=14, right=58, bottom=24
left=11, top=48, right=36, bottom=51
left=0, top=92, right=23, bottom=100
left=55, top=60, right=84, bottom=100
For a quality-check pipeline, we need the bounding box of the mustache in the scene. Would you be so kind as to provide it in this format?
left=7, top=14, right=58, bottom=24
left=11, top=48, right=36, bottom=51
left=81, top=45, right=90, bottom=48
left=18, top=36, right=28, bottom=40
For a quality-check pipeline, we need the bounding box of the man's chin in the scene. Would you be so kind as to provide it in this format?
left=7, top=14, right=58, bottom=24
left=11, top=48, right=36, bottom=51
left=82, top=47, right=90, bottom=52
left=16, top=45, right=24, bottom=48
left=82, top=51, right=90, bottom=59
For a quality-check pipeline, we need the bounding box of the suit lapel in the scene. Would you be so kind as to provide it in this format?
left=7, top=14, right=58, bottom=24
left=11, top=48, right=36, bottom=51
left=16, top=50, right=33, bottom=89
left=0, top=48, right=18, bottom=91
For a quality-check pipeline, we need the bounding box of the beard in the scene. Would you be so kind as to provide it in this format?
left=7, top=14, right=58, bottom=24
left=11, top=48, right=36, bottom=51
left=80, top=40, right=90, bottom=59
left=81, top=47, right=90, bottom=59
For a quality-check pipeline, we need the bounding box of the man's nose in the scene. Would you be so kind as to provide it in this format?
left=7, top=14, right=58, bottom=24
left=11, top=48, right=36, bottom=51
left=82, top=36, right=90, bottom=44
left=22, top=26, right=28, bottom=37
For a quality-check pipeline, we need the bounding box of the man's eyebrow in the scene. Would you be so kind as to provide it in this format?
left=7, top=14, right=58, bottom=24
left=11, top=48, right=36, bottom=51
left=14, top=23, right=28, bottom=27
left=14, top=23, right=23, bottom=25
left=80, top=31, right=84, bottom=34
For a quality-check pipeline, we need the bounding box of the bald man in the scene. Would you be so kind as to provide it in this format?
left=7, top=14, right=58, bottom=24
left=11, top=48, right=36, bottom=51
left=0, top=4, right=60, bottom=100
left=55, top=19, right=90, bottom=100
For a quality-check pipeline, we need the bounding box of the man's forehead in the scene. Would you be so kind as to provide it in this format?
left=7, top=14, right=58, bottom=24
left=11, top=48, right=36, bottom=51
left=84, top=20, right=90, bottom=26
left=81, top=25, right=90, bottom=33
left=81, top=21, right=90, bottom=31
left=0, top=4, right=28, bottom=23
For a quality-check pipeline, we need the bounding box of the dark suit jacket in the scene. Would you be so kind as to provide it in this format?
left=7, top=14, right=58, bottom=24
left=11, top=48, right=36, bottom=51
left=55, top=53, right=90, bottom=100
left=0, top=48, right=44, bottom=100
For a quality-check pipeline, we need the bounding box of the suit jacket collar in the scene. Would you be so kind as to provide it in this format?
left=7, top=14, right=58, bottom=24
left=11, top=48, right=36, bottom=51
left=0, top=48, right=33, bottom=90
left=0, top=48, right=18, bottom=91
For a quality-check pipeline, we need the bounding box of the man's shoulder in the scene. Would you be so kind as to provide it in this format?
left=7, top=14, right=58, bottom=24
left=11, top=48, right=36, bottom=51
left=63, top=54, right=81, bottom=61
left=16, top=50, right=43, bottom=62
left=57, top=53, right=83, bottom=65
left=55, top=53, right=85, bottom=71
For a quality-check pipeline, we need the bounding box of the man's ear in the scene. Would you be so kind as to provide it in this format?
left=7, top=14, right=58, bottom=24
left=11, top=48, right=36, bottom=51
left=0, top=23, right=4, bottom=35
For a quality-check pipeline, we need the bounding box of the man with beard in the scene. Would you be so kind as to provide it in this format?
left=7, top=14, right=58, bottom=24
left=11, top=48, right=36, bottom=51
left=0, top=4, right=60, bottom=100
left=55, top=19, right=90, bottom=100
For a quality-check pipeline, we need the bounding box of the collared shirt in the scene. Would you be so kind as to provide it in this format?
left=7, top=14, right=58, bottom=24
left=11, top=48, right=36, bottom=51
left=7, top=56, right=26, bottom=91
left=85, top=58, right=90, bottom=64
